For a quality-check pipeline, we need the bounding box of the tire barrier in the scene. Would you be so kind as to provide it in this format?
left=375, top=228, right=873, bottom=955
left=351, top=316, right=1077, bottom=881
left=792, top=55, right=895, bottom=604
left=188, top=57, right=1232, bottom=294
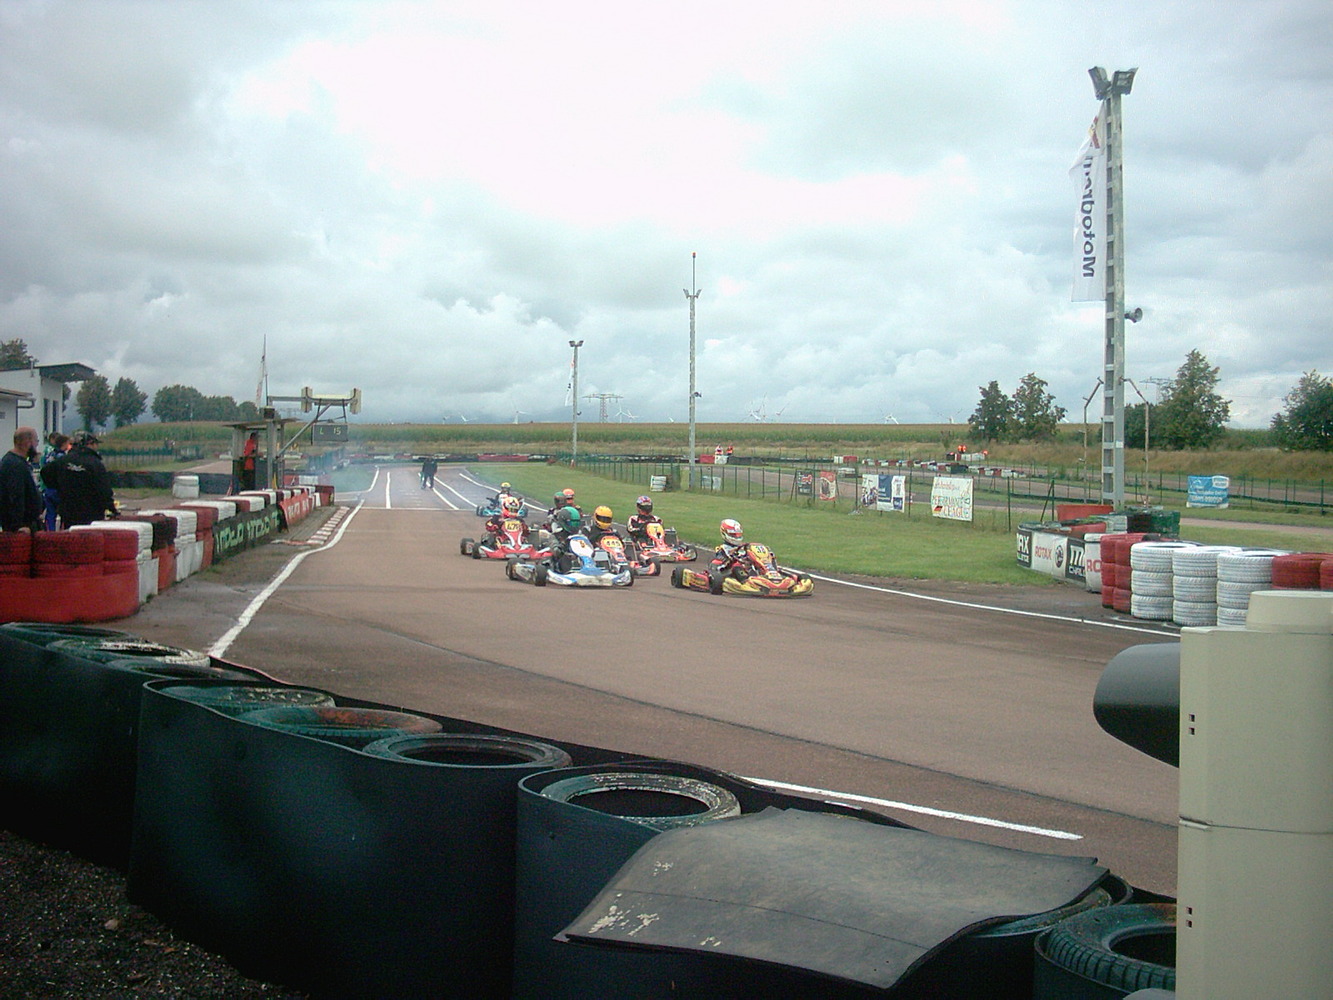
left=0, top=627, right=258, bottom=868
left=48, top=636, right=212, bottom=668
left=237, top=704, right=443, bottom=748
left=129, top=683, right=619, bottom=999
left=1033, top=903, right=1176, bottom=999
left=512, top=762, right=912, bottom=999
left=1270, top=551, right=1333, bottom=589
left=162, top=683, right=336, bottom=715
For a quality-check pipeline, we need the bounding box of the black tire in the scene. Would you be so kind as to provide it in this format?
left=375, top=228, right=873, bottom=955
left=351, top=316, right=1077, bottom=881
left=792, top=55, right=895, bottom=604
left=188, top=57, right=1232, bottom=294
left=459, top=538, right=473, bottom=556
left=1034, top=903, right=1176, bottom=998
left=670, top=566, right=686, bottom=588
left=475, top=504, right=488, bottom=517
left=49, top=637, right=211, bottom=667
left=708, top=571, right=725, bottom=595
left=471, top=542, right=483, bottom=559
left=238, top=705, right=443, bottom=748
left=538, top=771, right=741, bottom=831
left=361, top=733, right=572, bottom=768
left=505, top=559, right=518, bottom=580
left=534, top=565, right=548, bottom=587
left=623, top=571, right=634, bottom=587
left=0, top=622, right=134, bottom=647
left=161, top=684, right=336, bottom=716
left=104, top=659, right=254, bottom=681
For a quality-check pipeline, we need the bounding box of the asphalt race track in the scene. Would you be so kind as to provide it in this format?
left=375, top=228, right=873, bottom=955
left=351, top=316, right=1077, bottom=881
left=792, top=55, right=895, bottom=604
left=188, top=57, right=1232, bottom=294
left=125, top=464, right=1181, bottom=894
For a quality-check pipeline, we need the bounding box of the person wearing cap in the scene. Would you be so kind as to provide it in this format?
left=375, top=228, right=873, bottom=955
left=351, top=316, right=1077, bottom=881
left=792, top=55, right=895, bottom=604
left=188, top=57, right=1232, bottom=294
left=47, top=430, right=116, bottom=527
left=38, top=432, right=70, bottom=531
left=0, top=426, right=43, bottom=532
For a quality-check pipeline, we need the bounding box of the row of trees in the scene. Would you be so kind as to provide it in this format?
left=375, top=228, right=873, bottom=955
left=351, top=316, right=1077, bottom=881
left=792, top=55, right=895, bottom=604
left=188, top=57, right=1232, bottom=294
left=969, top=350, right=1240, bottom=450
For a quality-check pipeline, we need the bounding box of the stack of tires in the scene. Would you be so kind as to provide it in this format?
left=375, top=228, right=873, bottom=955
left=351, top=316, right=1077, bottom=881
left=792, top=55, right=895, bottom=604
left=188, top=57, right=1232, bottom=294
left=1033, top=902, right=1176, bottom=999
left=1270, top=552, right=1333, bottom=590
left=0, top=532, right=31, bottom=578
left=119, top=512, right=178, bottom=592
left=81, top=520, right=156, bottom=602
left=178, top=502, right=219, bottom=568
left=1127, top=541, right=1195, bottom=621
left=1215, top=549, right=1286, bottom=627
left=1099, top=533, right=1149, bottom=614
left=1170, top=545, right=1239, bottom=627
left=32, top=530, right=104, bottom=580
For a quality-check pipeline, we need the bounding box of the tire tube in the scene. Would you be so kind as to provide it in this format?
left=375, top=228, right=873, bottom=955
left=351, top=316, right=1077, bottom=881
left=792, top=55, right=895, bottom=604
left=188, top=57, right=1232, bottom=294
left=239, top=704, right=443, bottom=748
left=48, top=637, right=212, bottom=667
left=0, top=622, right=134, bottom=647
left=1033, top=902, right=1176, bottom=998
left=669, top=566, right=685, bottom=588
left=104, top=659, right=255, bottom=681
left=361, top=733, right=573, bottom=768
left=534, top=565, right=548, bottom=587
left=538, top=771, right=741, bottom=831
left=160, top=684, right=336, bottom=715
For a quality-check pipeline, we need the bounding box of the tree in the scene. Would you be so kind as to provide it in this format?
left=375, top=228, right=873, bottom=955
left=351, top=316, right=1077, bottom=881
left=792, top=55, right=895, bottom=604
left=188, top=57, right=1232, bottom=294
left=1124, top=401, right=1155, bottom=450
left=1010, top=373, right=1066, bottom=441
left=1155, top=350, right=1230, bottom=449
left=968, top=380, right=1013, bottom=442
left=1271, top=370, right=1333, bottom=451
left=75, top=375, right=112, bottom=431
left=110, top=377, right=148, bottom=428
left=151, top=384, right=206, bottom=423
left=0, top=339, right=36, bottom=369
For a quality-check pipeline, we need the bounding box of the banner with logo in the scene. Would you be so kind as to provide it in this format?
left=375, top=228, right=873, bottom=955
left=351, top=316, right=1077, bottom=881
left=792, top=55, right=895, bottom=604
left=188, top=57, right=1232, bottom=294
left=1070, top=106, right=1107, bottom=302
left=796, top=471, right=814, bottom=497
left=860, top=474, right=879, bottom=508
left=1187, top=475, right=1230, bottom=508
left=887, top=474, right=906, bottom=512
left=817, top=470, right=837, bottom=501
left=930, top=476, right=973, bottom=522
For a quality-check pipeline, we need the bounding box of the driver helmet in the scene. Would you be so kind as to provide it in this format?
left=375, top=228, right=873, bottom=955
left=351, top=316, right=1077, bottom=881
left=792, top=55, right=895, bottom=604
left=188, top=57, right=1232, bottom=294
left=501, top=495, right=522, bottom=516
left=720, top=518, right=744, bottom=545
left=554, top=505, right=582, bottom=533
left=635, top=495, right=653, bottom=515
left=552, top=492, right=567, bottom=509
left=500, top=482, right=512, bottom=493
left=562, top=488, right=576, bottom=502
left=592, top=505, right=613, bottom=530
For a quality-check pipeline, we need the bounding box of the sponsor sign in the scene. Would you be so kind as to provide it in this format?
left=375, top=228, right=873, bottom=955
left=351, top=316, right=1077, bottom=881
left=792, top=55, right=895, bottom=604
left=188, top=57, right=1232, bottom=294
left=212, top=506, right=281, bottom=562
left=888, top=474, right=906, bottom=512
left=930, top=476, right=973, bottom=522
left=1017, top=528, right=1033, bottom=568
left=1084, top=536, right=1104, bottom=593
left=1064, top=537, right=1086, bottom=584
left=1028, top=531, right=1060, bottom=575
left=1187, top=474, right=1230, bottom=508
left=796, top=471, right=814, bottom=497
left=1070, top=106, right=1107, bottom=302
left=860, top=474, right=879, bottom=508
left=817, top=470, right=838, bottom=502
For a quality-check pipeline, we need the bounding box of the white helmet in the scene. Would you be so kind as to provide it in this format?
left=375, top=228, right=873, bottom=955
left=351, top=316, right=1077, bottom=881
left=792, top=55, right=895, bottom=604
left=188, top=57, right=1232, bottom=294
left=720, top=519, right=743, bottom=545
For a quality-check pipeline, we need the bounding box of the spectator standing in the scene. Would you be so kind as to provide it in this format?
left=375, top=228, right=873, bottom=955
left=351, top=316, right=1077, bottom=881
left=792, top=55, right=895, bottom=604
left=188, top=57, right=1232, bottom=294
left=0, top=426, right=43, bottom=532
left=39, top=432, right=70, bottom=531
left=50, top=430, right=116, bottom=527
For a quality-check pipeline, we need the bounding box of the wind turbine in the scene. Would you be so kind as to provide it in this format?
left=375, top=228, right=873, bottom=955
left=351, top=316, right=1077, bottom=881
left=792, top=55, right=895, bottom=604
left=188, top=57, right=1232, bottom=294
left=773, top=400, right=789, bottom=421
left=747, top=396, right=769, bottom=422
left=882, top=413, right=899, bottom=424
left=512, top=409, right=527, bottom=424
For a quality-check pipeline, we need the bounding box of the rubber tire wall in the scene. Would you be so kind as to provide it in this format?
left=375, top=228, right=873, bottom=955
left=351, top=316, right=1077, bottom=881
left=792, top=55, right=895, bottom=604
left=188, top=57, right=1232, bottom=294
left=1033, top=903, right=1176, bottom=999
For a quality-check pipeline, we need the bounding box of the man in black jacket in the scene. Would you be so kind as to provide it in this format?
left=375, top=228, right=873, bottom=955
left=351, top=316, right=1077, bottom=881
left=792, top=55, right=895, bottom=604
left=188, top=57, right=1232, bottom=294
left=0, top=426, right=43, bottom=532
left=44, top=430, right=116, bottom=527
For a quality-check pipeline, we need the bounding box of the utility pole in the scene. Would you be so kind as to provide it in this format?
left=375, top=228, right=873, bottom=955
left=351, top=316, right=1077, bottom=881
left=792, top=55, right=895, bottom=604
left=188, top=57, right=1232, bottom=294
left=684, top=252, right=700, bottom=491
left=568, top=340, right=583, bottom=467
left=584, top=392, right=623, bottom=422
left=1089, top=66, right=1136, bottom=507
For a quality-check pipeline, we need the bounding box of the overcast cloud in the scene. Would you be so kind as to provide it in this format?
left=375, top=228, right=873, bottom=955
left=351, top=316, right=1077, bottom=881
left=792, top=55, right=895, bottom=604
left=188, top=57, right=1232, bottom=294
left=2, top=0, right=1330, bottom=427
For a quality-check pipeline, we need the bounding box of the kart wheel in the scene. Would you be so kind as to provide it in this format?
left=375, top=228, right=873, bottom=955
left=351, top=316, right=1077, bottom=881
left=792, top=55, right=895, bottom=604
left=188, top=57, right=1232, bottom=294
left=472, top=542, right=483, bottom=559
left=624, top=571, right=634, bottom=587
left=670, top=566, right=685, bottom=588
left=505, top=560, right=517, bottom=580
left=459, top=538, right=473, bottom=556
left=708, top=571, right=725, bottom=595
left=534, top=565, right=549, bottom=587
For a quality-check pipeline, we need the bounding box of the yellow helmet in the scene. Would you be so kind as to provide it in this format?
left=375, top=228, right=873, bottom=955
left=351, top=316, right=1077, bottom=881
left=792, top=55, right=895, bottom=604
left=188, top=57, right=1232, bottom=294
left=593, top=505, right=614, bottom=530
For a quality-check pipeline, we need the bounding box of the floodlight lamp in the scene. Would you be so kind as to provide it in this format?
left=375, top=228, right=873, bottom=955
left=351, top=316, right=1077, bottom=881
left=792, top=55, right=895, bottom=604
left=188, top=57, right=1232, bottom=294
left=1088, top=67, right=1110, bottom=99
left=1112, top=68, right=1138, bottom=94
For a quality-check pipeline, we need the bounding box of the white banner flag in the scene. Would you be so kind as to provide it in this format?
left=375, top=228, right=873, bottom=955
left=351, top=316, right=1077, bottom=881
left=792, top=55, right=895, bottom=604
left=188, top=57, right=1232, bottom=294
left=1069, top=107, right=1107, bottom=302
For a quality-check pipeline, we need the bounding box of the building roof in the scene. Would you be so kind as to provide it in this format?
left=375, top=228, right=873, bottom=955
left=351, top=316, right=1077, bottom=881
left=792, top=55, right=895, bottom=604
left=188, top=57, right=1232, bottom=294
left=0, top=362, right=96, bottom=382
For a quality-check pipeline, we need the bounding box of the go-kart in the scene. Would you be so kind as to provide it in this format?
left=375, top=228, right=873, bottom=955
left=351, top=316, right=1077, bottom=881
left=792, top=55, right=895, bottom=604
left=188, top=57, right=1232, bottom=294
left=594, top=533, right=661, bottom=577
left=460, top=517, right=547, bottom=560
left=669, top=543, right=814, bottom=597
left=475, top=497, right=529, bottom=518
left=506, top=533, right=633, bottom=587
left=627, top=521, right=697, bottom=564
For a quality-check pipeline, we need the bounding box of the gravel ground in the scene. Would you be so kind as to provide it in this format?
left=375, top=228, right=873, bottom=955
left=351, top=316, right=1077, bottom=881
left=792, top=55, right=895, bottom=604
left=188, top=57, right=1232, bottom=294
left=0, top=829, right=308, bottom=999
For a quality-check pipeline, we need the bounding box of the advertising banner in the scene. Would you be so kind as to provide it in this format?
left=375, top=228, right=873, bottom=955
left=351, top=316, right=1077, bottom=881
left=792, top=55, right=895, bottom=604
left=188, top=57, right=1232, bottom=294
left=886, top=474, right=906, bottom=512
left=796, top=471, right=814, bottom=497
left=817, top=470, right=837, bottom=502
left=1017, top=528, right=1033, bottom=568
left=930, top=476, right=973, bottom=522
left=1187, top=475, right=1230, bottom=508
left=860, top=474, right=879, bottom=508
left=1063, top=537, right=1086, bottom=585
left=1070, top=106, right=1107, bottom=302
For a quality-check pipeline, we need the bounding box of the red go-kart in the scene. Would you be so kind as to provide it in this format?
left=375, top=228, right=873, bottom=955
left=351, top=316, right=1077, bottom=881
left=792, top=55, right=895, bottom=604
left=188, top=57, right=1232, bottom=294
left=460, top=517, right=548, bottom=560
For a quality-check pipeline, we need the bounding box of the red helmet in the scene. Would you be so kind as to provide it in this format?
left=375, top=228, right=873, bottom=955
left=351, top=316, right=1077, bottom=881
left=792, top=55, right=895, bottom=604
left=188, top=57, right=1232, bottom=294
left=562, top=488, right=575, bottom=500
left=635, top=495, right=653, bottom=515
left=720, top=519, right=743, bottom=545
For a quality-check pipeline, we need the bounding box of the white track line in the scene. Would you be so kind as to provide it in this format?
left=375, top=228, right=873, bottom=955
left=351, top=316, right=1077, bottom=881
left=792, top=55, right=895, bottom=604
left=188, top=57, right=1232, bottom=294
left=804, top=572, right=1177, bottom=636
left=383, top=467, right=392, bottom=509
left=741, top=776, right=1082, bottom=840
left=208, top=500, right=364, bottom=658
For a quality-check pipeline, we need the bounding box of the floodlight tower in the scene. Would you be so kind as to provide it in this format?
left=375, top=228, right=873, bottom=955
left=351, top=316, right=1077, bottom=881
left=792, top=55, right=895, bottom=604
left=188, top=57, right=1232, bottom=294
left=684, top=252, right=700, bottom=490
left=1089, top=66, right=1136, bottom=507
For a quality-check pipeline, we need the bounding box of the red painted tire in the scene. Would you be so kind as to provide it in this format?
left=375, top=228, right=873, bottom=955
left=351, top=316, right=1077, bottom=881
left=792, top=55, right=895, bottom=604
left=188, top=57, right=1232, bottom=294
left=77, top=528, right=140, bottom=560
left=0, top=563, right=30, bottom=577
left=1112, top=587, right=1132, bottom=613
left=0, top=532, right=32, bottom=565
left=1323, top=559, right=1333, bottom=590
left=102, top=558, right=140, bottom=575
left=179, top=504, right=218, bottom=529
left=33, top=531, right=104, bottom=564
left=34, top=562, right=105, bottom=578
left=1271, top=552, right=1332, bottom=589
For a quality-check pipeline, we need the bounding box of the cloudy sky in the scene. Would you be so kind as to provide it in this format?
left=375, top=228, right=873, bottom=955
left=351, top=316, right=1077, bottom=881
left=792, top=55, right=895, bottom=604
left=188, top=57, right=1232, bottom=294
left=2, top=1, right=1329, bottom=427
